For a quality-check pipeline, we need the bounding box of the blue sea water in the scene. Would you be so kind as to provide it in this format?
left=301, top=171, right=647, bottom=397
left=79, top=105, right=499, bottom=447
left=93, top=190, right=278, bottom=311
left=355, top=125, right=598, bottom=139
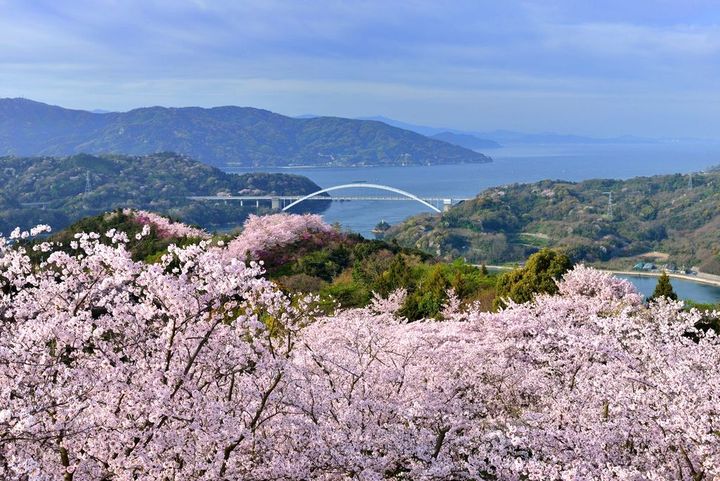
left=229, top=142, right=720, bottom=302
left=230, top=143, right=720, bottom=236
left=616, top=275, right=720, bottom=305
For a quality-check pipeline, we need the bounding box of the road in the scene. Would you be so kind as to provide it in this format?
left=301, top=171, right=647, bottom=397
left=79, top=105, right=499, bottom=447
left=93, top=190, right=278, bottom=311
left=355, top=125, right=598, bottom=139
left=482, top=265, right=720, bottom=288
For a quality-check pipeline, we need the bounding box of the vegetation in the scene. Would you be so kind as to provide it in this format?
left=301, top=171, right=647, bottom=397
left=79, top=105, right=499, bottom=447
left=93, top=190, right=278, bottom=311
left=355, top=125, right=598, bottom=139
left=493, top=248, right=572, bottom=309
left=650, top=272, right=678, bottom=301
left=387, top=170, right=720, bottom=274
left=255, top=227, right=498, bottom=319
left=28, top=210, right=499, bottom=319
left=0, top=98, right=491, bottom=168
left=3, top=215, right=719, bottom=480
left=25, top=210, right=211, bottom=264
left=0, top=152, right=325, bottom=233
left=684, top=300, right=720, bottom=337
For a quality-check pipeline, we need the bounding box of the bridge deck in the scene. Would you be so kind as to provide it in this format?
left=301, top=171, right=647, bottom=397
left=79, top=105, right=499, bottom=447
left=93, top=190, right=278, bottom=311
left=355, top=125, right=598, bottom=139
left=188, top=196, right=470, bottom=202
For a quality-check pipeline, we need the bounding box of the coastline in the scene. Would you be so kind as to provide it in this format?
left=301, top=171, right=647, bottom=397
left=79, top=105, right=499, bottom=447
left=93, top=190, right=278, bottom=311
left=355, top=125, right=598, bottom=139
left=602, top=269, right=720, bottom=288
left=485, top=264, right=720, bottom=288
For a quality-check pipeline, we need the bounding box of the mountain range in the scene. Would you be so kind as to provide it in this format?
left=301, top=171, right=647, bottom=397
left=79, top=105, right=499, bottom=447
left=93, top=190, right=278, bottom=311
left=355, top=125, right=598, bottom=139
left=429, top=132, right=501, bottom=150
left=358, top=115, right=665, bottom=145
left=0, top=98, right=491, bottom=169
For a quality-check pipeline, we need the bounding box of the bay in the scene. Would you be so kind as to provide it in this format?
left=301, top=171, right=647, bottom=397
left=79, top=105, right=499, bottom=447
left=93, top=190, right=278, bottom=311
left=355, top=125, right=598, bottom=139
left=616, top=274, right=720, bottom=305
left=229, top=142, right=720, bottom=237
left=229, top=142, right=720, bottom=302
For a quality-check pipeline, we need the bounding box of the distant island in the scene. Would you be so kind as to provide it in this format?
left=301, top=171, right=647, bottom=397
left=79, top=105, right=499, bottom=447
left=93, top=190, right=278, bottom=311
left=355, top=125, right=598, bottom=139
left=358, top=115, right=668, bottom=145
left=386, top=168, right=720, bottom=275
left=430, top=131, right=501, bottom=150
left=0, top=152, right=325, bottom=233
left=0, top=98, right=491, bottom=169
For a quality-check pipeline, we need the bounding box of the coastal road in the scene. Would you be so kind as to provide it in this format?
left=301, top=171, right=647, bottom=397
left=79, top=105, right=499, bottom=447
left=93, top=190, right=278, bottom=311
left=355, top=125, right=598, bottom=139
left=482, top=265, right=720, bottom=288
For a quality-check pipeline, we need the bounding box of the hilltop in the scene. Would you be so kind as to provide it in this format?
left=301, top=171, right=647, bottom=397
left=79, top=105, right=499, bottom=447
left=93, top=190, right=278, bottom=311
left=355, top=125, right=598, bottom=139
left=386, top=169, right=720, bottom=274
left=0, top=98, right=491, bottom=169
left=0, top=152, right=324, bottom=233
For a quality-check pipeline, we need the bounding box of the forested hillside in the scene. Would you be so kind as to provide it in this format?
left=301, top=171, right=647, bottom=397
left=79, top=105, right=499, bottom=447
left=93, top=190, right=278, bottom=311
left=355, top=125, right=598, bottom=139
left=0, top=98, right=491, bottom=168
left=387, top=169, right=720, bottom=273
left=0, top=152, right=324, bottom=233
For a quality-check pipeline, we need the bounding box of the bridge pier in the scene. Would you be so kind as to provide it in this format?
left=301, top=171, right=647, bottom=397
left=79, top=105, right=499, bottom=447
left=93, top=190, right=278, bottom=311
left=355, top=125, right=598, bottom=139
left=271, top=197, right=281, bottom=210
left=443, top=199, right=453, bottom=212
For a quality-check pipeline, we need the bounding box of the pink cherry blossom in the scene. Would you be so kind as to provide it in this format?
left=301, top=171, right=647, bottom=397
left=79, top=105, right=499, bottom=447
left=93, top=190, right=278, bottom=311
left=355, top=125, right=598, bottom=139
left=227, top=213, right=333, bottom=260
left=0, top=223, right=718, bottom=480
left=123, top=208, right=210, bottom=239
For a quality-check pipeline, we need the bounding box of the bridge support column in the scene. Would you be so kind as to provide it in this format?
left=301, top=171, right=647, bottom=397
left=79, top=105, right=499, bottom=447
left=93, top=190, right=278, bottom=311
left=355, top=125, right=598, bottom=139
left=271, top=197, right=281, bottom=210
left=443, top=199, right=453, bottom=212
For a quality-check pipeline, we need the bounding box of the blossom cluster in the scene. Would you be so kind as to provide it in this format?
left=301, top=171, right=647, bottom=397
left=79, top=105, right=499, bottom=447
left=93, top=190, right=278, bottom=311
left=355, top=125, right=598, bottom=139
left=0, top=223, right=718, bottom=480
left=227, top=213, right=333, bottom=260
left=123, top=208, right=210, bottom=239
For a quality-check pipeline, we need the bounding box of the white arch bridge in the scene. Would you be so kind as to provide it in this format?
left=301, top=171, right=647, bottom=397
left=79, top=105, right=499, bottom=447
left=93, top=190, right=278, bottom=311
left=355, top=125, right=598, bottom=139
left=187, top=183, right=469, bottom=213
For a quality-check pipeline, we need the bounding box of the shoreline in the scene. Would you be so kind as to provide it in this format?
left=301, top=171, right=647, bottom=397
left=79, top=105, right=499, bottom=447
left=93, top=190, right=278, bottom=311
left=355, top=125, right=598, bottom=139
left=485, top=264, right=720, bottom=288
left=601, top=269, right=720, bottom=288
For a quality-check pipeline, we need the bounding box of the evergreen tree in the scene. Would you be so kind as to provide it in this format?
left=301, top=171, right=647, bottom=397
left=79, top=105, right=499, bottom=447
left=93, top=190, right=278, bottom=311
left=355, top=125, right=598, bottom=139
left=650, top=272, right=678, bottom=301
left=493, top=248, right=572, bottom=310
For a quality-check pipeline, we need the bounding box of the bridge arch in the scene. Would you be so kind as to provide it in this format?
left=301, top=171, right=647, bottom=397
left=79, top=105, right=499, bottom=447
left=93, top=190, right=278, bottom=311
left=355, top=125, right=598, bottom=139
left=282, top=183, right=442, bottom=213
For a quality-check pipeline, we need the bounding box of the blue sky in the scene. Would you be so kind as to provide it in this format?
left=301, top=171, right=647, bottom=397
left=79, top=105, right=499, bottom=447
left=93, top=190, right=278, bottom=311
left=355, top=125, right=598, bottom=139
left=1, top=0, right=719, bottom=137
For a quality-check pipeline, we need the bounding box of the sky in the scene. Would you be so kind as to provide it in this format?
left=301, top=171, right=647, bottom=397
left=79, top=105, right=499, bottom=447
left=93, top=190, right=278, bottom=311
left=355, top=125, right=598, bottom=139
left=0, top=0, right=719, bottom=138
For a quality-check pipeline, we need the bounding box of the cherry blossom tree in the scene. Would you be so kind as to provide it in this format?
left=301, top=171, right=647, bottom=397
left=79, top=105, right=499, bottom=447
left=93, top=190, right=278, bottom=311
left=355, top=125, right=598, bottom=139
left=227, top=213, right=333, bottom=261
left=124, top=208, right=210, bottom=239
left=0, top=225, right=313, bottom=480
left=1, top=221, right=718, bottom=480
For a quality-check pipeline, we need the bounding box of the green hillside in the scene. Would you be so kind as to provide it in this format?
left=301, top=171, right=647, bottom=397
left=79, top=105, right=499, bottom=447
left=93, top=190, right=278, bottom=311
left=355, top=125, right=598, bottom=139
left=386, top=169, right=720, bottom=274
left=0, top=98, right=491, bottom=168
left=0, top=152, right=324, bottom=233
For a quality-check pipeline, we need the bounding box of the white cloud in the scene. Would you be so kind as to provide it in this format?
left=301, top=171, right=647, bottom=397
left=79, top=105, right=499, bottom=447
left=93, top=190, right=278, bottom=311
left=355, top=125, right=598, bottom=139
left=0, top=0, right=719, bottom=137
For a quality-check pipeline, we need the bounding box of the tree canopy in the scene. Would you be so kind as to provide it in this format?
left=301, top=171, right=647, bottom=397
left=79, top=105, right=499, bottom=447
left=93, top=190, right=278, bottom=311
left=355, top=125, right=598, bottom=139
left=493, top=248, right=573, bottom=309
left=1, top=215, right=718, bottom=480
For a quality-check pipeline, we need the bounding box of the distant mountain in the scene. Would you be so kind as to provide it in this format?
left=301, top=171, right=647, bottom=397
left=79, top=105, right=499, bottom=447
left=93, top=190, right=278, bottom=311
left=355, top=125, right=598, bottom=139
left=357, top=115, right=663, bottom=145
left=430, top=132, right=501, bottom=150
left=0, top=99, right=490, bottom=169
left=356, top=116, right=450, bottom=136
left=477, top=130, right=659, bottom=145
left=0, top=152, right=326, bottom=233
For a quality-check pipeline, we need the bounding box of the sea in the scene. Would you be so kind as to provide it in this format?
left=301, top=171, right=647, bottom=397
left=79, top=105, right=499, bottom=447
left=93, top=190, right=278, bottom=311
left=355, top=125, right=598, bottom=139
left=229, top=142, right=720, bottom=302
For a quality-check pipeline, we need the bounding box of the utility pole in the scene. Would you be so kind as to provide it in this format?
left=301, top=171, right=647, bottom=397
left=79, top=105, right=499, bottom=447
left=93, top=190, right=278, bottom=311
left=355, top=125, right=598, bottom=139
left=602, top=191, right=613, bottom=219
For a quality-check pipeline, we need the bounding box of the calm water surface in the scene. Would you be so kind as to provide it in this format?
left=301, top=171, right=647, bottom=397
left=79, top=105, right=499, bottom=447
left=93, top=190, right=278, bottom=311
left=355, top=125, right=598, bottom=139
left=230, top=143, right=720, bottom=236
left=230, top=143, right=720, bottom=302
left=616, top=275, right=720, bottom=304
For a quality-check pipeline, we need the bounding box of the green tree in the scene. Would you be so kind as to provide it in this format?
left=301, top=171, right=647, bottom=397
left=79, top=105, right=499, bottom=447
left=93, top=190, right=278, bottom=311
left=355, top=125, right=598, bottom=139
left=650, top=272, right=678, bottom=301
left=400, top=264, right=449, bottom=321
left=374, top=254, right=413, bottom=296
left=493, top=248, right=572, bottom=310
